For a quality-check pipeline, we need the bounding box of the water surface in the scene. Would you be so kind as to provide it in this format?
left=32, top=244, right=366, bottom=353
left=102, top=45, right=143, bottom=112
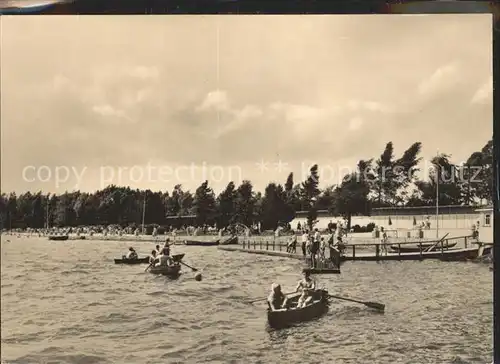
left=1, top=236, right=493, bottom=363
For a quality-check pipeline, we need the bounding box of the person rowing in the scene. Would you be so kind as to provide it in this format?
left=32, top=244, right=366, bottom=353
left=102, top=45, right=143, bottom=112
left=267, top=283, right=289, bottom=311
left=295, top=270, right=316, bottom=308
left=149, top=250, right=157, bottom=264
left=126, top=247, right=138, bottom=260
left=155, top=252, right=173, bottom=267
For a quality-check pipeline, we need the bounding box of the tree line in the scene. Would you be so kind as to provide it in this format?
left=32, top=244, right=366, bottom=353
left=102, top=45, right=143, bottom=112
left=0, top=139, right=493, bottom=231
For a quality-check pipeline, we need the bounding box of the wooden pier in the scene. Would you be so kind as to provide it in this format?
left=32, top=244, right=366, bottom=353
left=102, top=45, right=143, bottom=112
left=218, top=235, right=490, bottom=263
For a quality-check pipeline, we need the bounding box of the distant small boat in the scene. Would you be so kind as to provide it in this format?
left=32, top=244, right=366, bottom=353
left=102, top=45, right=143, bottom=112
left=48, top=235, right=69, bottom=241
left=184, top=239, right=220, bottom=246
left=390, top=241, right=457, bottom=253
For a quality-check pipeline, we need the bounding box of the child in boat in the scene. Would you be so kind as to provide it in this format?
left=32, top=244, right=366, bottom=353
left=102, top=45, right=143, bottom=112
left=295, top=270, right=316, bottom=308
left=268, top=283, right=288, bottom=311
left=155, top=245, right=161, bottom=255
left=126, top=247, right=138, bottom=260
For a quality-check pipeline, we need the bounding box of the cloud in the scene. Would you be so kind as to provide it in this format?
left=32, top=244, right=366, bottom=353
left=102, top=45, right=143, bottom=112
left=92, top=104, right=134, bottom=123
left=197, top=90, right=230, bottom=112
left=127, top=66, right=159, bottom=79
left=471, top=76, right=492, bottom=104
left=418, top=63, right=459, bottom=96
left=348, top=117, right=363, bottom=131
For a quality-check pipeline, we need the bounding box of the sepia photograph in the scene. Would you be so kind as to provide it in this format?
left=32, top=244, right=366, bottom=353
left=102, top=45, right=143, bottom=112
left=0, top=14, right=494, bottom=364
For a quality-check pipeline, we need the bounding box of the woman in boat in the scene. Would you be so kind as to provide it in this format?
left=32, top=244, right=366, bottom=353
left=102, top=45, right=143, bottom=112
left=295, top=270, right=316, bottom=308
left=267, top=283, right=288, bottom=311
left=149, top=250, right=157, bottom=264
left=126, top=247, right=138, bottom=260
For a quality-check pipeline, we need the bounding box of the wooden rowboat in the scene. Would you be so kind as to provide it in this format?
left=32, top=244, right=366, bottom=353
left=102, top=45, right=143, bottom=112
left=114, top=257, right=150, bottom=264
left=148, top=264, right=181, bottom=277
left=48, top=235, right=69, bottom=241
left=267, top=289, right=329, bottom=329
left=390, top=241, right=457, bottom=253
left=184, top=239, right=220, bottom=246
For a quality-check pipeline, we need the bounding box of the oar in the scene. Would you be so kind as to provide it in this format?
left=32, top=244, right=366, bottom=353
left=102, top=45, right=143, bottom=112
left=144, top=262, right=153, bottom=272
left=179, top=261, right=198, bottom=272
left=328, top=294, right=385, bottom=311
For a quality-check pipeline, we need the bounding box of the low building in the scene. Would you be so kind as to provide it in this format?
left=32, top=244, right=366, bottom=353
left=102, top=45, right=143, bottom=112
left=290, top=205, right=493, bottom=241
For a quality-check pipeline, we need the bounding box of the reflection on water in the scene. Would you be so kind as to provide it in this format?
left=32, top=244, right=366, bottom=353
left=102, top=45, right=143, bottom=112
left=1, top=236, right=493, bottom=364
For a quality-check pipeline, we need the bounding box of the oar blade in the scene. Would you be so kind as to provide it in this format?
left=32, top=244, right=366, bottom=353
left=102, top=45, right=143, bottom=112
left=366, top=301, right=385, bottom=311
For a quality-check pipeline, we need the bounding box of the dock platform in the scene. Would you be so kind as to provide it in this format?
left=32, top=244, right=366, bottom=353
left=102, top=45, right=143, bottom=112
left=219, top=235, right=489, bottom=263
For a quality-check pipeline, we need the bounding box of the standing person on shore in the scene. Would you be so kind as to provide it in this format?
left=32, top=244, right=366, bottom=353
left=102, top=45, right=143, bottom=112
left=287, top=231, right=297, bottom=253
left=301, top=230, right=308, bottom=257
left=310, top=228, right=320, bottom=268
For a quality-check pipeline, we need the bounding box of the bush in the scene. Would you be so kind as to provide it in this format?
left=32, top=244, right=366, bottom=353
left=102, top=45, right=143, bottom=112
left=351, top=223, right=376, bottom=233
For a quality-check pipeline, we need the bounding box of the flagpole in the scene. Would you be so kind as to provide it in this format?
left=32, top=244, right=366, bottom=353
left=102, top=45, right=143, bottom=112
left=141, top=194, right=146, bottom=234
left=436, top=149, right=439, bottom=239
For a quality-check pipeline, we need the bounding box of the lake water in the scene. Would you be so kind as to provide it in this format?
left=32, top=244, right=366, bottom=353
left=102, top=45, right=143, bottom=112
left=1, top=236, right=493, bottom=364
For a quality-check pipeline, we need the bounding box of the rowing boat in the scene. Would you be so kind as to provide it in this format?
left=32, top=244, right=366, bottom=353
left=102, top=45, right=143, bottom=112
left=267, top=289, right=329, bottom=329
left=148, top=264, right=182, bottom=277
left=183, top=239, right=220, bottom=246
left=114, top=257, right=150, bottom=264
left=390, top=241, right=457, bottom=253
left=48, top=235, right=69, bottom=241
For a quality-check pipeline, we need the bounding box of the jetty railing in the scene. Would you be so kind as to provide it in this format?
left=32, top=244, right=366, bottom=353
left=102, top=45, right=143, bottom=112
left=239, top=235, right=477, bottom=260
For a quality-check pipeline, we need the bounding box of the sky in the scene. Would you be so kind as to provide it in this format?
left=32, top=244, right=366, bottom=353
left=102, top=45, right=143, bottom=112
left=0, top=15, right=493, bottom=195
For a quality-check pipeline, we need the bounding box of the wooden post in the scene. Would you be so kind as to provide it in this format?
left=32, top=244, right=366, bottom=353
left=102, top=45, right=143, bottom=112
left=376, top=244, right=380, bottom=260
left=273, top=239, right=275, bottom=250
left=398, top=243, right=401, bottom=257
left=260, top=239, right=262, bottom=250
left=266, top=240, right=269, bottom=250
left=253, top=240, right=256, bottom=250
left=464, top=236, right=468, bottom=249
left=279, top=240, right=282, bottom=251
left=419, top=243, right=423, bottom=258
left=441, top=239, right=444, bottom=254
left=352, top=245, right=356, bottom=259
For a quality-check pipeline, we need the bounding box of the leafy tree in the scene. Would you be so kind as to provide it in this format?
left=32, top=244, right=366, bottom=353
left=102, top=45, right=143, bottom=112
left=191, top=180, right=216, bottom=226
left=334, top=162, right=371, bottom=228
left=301, top=164, right=320, bottom=230
left=217, top=181, right=237, bottom=228
left=234, top=180, right=256, bottom=227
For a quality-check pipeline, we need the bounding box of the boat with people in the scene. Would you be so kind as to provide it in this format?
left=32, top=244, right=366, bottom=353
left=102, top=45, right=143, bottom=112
left=48, top=235, right=69, bottom=241
left=267, top=289, right=329, bottom=329
left=390, top=241, right=457, bottom=253
left=114, top=257, right=150, bottom=264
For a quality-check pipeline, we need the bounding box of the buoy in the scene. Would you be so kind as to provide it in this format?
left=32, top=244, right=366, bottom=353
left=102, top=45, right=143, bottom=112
left=195, top=273, right=202, bottom=281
